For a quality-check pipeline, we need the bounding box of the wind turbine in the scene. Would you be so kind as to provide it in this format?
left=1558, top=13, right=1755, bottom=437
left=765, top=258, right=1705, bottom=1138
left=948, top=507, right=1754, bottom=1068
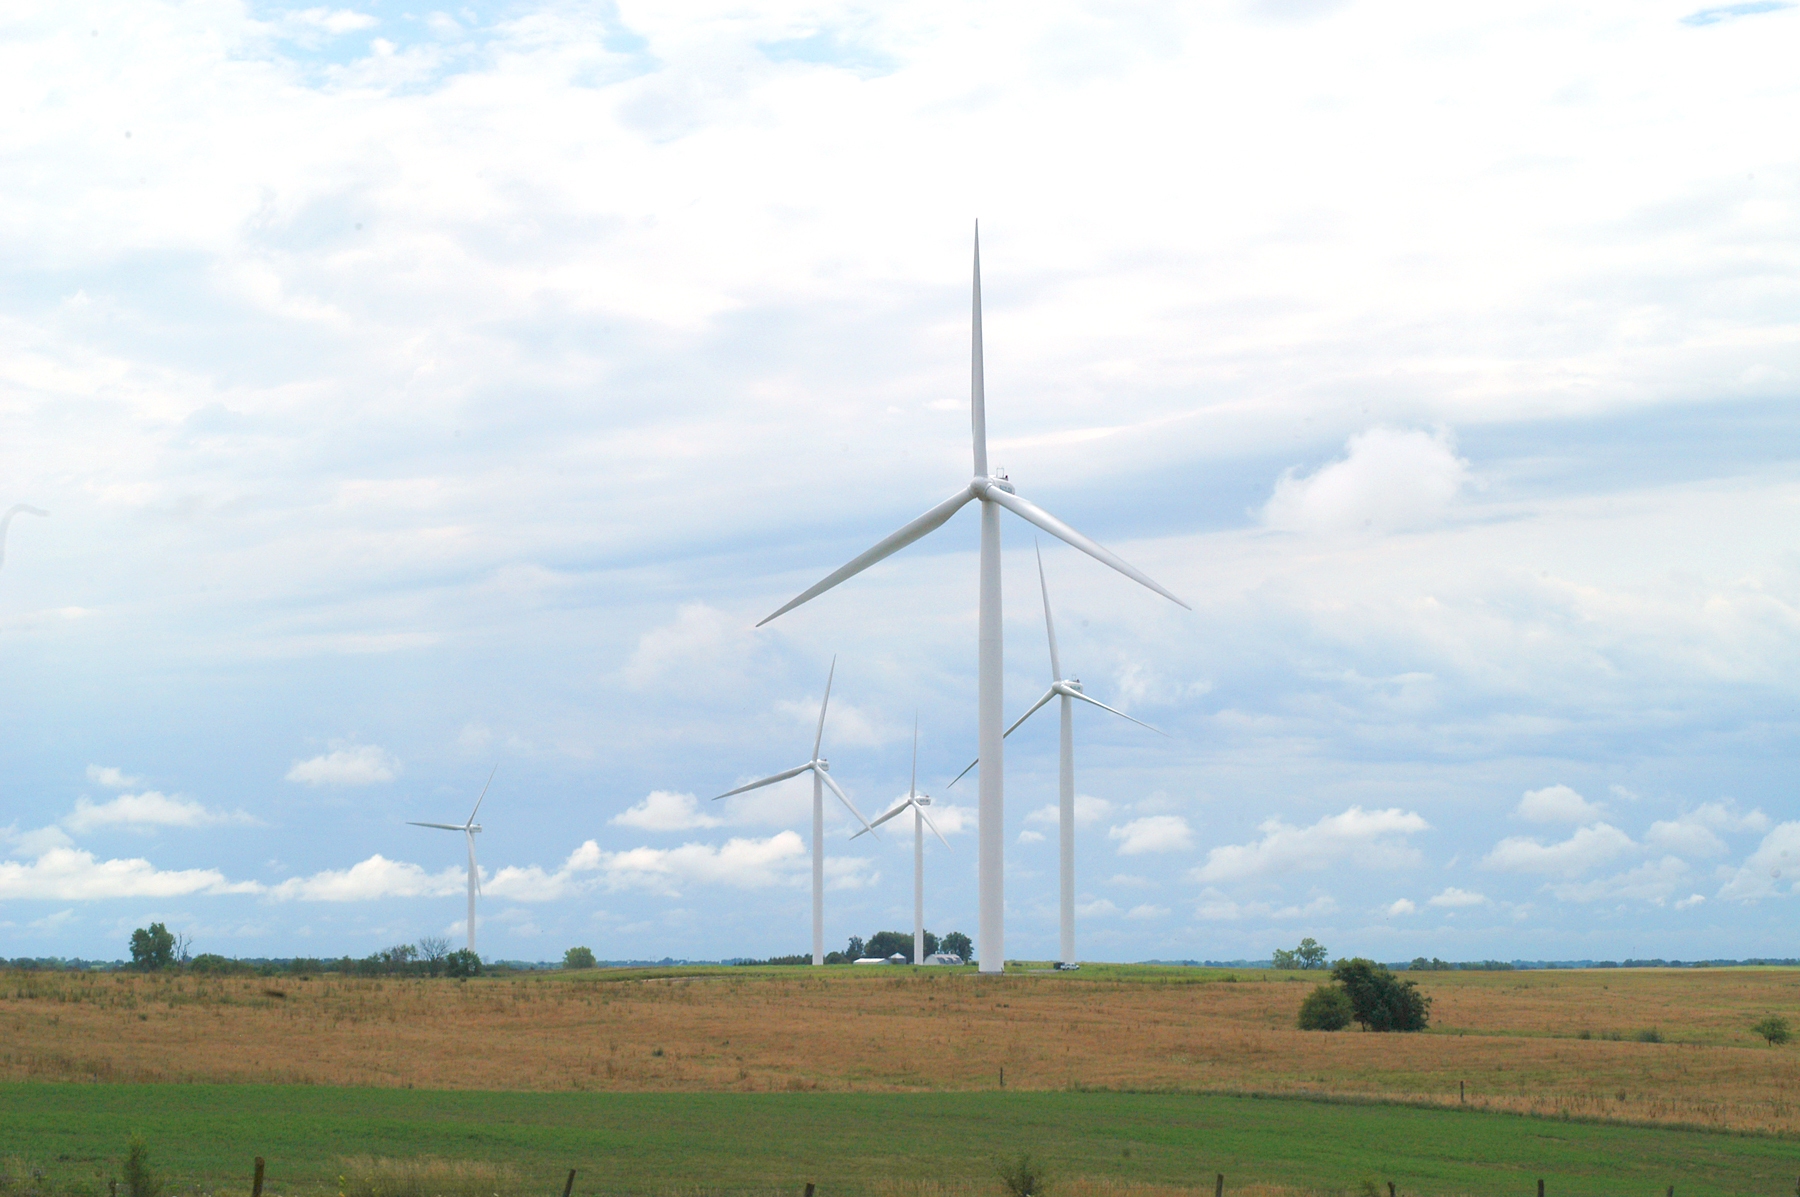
left=409, top=765, right=495, bottom=954
left=858, top=717, right=951, bottom=965
left=756, top=225, right=1188, bottom=973
left=949, top=543, right=1166, bottom=968
left=0, top=504, right=49, bottom=573
left=714, top=656, right=877, bottom=966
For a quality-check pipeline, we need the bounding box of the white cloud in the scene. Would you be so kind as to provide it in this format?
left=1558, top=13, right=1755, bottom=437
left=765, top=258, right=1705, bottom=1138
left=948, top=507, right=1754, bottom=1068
left=285, top=745, right=398, bottom=786
left=611, top=790, right=723, bottom=832
left=1385, top=898, right=1417, bottom=916
left=1076, top=899, right=1120, bottom=917
left=1018, top=830, right=1045, bottom=844
left=1552, top=856, right=1692, bottom=905
left=1191, top=807, right=1428, bottom=884
left=1648, top=801, right=1771, bottom=858
left=64, top=791, right=257, bottom=833
left=1675, top=893, right=1706, bottom=910
left=269, top=854, right=465, bottom=901
left=1027, top=795, right=1117, bottom=827
left=85, top=765, right=142, bottom=789
left=1108, top=815, right=1193, bottom=855
left=621, top=604, right=740, bottom=690
left=2, top=824, right=76, bottom=857
left=1516, top=784, right=1604, bottom=824
left=583, top=833, right=809, bottom=896
left=921, top=802, right=972, bottom=836
left=1126, top=903, right=1169, bottom=920
left=1717, top=822, right=1800, bottom=901
left=282, top=8, right=379, bottom=35
left=1482, top=823, right=1636, bottom=877
left=775, top=696, right=892, bottom=748
left=0, top=848, right=258, bottom=900
left=1428, top=886, right=1488, bottom=908
left=1264, top=427, right=1470, bottom=535
left=1195, top=893, right=1338, bottom=922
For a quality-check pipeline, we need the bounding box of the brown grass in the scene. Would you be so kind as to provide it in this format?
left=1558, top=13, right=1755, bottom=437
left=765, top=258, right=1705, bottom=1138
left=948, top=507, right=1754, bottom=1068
left=5, top=965, right=1800, bottom=1136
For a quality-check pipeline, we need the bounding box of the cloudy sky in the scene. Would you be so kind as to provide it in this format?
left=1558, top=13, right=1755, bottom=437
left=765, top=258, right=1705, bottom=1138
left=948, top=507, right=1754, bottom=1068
left=2, top=0, right=1798, bottom=964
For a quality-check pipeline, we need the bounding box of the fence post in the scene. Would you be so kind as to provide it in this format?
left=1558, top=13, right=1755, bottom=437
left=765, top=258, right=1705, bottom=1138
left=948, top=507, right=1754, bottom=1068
left=1459, top=1080, right=1464, bottom=1103
left=1214, top=1173, right=1223, bottom=1197
left=1388, top=1184, right=1395, bottom=1197
left=805, top=1184, right=815, bottom=1197
left=252, top=1158, right=265, bottom=1197
left=562, top=1171, right=576, bottom=1197
left=1537, top=1181, right=1544, bottom=1197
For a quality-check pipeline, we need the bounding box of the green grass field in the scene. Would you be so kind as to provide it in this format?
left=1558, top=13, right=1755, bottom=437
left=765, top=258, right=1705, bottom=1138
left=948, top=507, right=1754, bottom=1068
left=3, top=1085, right=1795, bottom=1197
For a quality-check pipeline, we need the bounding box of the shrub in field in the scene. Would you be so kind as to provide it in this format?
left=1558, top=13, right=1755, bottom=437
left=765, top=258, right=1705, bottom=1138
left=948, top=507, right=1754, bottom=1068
left=997, top=1152, right=1048, bottom=1197
left=121, top=1135, right=161, bottom=1197
left=1297, top=984, right=1353, bottom=1031
left=1753, top=1015, right=1791, bottom=1045
left=339, top=1157, right=522, bottom=1197
left=1634, top=1027, right=1664, bottom=1043
left=1330, top=958, right=1430, bottom=1032
left=562, top=947, right=597, bottom=970
left=443, top=950, right=481, bottom=978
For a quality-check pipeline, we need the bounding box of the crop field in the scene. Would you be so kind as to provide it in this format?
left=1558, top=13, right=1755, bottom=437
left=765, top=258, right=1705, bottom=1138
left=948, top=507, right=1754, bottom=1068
left=4, top=1085, right=1800, bottom=1197
left=4, top=964, right=1800, bottom=1135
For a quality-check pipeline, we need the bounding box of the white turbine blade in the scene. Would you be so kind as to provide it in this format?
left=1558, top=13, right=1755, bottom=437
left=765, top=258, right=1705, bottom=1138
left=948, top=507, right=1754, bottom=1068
left=467, top=764, right=498, bottom=825
left=868, top=799, right=913, bottom=830
left=1036, top=541, right=1062, bottom=682
left=814, top=656, right=836, bottom=759
left=971, top=220, right=988, bottom=478
left=946, top=686, right=1056, bottom=789
left=714, top=762, right=811, bottom=800
left=467, top=832, right=481, bottom=897
left=909, top=715, right=919, bottom=799
left=1003, top=686, right=1059, bottom=739
left=1069, top=689, right=1169, bottom=736
left=755, top=487, right=977, bottom=627
left=818, top=770, right=875, bottom=836
left=408, top=821, right=465, bottom=831
left=918, top=805, right=952, bottom=850
left=984, top=487, right=1188, bottom=610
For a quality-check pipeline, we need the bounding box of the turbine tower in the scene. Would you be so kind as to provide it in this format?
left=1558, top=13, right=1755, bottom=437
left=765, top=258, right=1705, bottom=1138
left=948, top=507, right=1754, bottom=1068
left=0, top=504, right=49, bottom=574
left=949, top=543, right=1166, bottom=968
left=409, top=765, right=495, bottom=954
left=859, top=717, right=950, bottom=964
left=714, top=657, right=876, bottom=965
left=757, top=225, right=1187, bottom=972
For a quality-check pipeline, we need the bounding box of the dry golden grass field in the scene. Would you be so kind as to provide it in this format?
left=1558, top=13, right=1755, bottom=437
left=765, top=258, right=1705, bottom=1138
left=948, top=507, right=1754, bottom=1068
left=5, top=964, right=1800, bottom=1135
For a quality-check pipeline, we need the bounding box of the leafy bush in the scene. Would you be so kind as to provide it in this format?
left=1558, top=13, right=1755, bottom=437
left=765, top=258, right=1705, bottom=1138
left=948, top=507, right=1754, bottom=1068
left=1297, top=984, right=1353, bottom=1031
left=997, top=1153, right=1048, bottom=1197
left=1633, top=1027, right=1664, bottom=1043
left=1331, top=958, right=1431, bottom=1032
left=338, top=1157, right=523, bottom=1197
left=443, top=950, right=481, bottom=978
left=121, top=1136, right=161, bottom=1197
left=562, top=946, right=597, bottom=970
left=1752, top=1015, right=1791, bottom=1045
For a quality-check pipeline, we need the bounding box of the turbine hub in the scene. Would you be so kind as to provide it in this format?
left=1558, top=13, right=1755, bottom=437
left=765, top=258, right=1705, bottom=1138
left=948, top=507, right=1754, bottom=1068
left=917, top=796, right=931, bottom=806
left=816, top=758, right=829, bottom=771
left=1067, top=678, right=1083, bottom=692
left=974, top=474, right=1016, bottom=496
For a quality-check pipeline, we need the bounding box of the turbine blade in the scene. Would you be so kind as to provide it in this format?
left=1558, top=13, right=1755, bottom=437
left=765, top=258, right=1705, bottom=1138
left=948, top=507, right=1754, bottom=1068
left=1003, top=687, right=1059, bottom=739
left=971, top=220, right=988, bottom=478
left=869, top=800, right=912, bottom=830
left=818, top=770, right=875, bottom=836
left=467, top=832, right=481, bottom=897
left=919, top=805, right=952, bottom=850
left=714, top=762, right=811, bottom=800
left=1069, top=689, right=1169, bottom=736
left=408, top=822, right=465, bottom=831
left=814, top=656, right=836, bottom=759
left=910, top=715, right=919, bottom=800
left=945, top=757, right=977, bottom=789
left=984, top=487, right=1188, bottom=610
left=468, top=763, right=498, bottom=825
left=1036, top=540, right=1062, bottom=682
left=756, top=486, right=977, bottom=627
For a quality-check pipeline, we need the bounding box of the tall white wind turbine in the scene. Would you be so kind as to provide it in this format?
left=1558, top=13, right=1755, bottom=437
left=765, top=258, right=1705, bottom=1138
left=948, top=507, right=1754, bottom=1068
left=756, top=225, right=1188, bottom=972
left=858, top=718, right=951, bottom=965
left=409, top=765, right=495, bottom=954
left=0, top=504, right=49, bottom=574
left=949, top=543, right=1166, bottom=968
left=714, top=657, right=876, bottom=966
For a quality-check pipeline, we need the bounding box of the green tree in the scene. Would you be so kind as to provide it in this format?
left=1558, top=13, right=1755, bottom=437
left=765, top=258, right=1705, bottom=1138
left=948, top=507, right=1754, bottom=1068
left=1753, top=1014, right=1791, bottom=1045
left=844, top=935, right=866, bottom=960
left=563, top=946, right=597, bottom=970
left=1271, top=947, right=1298, bottom=969
left=128, top=923, right=176, bottom=972
left=1297, top=983, right=1353, bottom=1030
left=417, top=937, right=451, bottom=977
left=121, top=1134, right=163, bottom=1197
left=444, top=948, right=481, bottom=978
left=1330, top=957, right=1431, bottom=1031
left=938, top=931, right=972, bottom=963
left=1295, top=937, right=1328, bottom=969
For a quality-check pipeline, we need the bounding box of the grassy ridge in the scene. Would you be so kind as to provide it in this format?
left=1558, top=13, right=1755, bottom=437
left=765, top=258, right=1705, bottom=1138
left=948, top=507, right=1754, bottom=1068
left=3, top=1085, right=1796, bottom=1197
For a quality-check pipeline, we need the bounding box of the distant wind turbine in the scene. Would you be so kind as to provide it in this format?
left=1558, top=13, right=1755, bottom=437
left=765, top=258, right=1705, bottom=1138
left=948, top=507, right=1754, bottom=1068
left=714, top=656, right=876, bottom=965
left=858, top=717, right=951, bottom=965
left=0, top=504, right=49, bottom=573
left=949, top=543, right=1166, bottom=968
left=756, top=224, right=1187, bottom=972
left=409, top=765, right=496, bottom=954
